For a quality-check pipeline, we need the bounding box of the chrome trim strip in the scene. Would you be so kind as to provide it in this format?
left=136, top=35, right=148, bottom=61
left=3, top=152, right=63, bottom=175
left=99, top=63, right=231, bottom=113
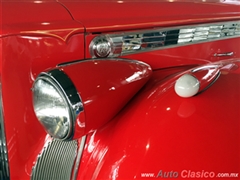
left=0, top=83, right=10, bottom=180
left=72, top=136, right=86, bottom=180
left=199, top=71, right=221, bottom=94
left=191, top=64, right=220, bottom=73
left=58, top=57, right=152, bottom=68
left=214, top=52, right=234, bottom=57
left=90, top=21, right=240, bottom=57
left=191, top=64, right=221, bottom=95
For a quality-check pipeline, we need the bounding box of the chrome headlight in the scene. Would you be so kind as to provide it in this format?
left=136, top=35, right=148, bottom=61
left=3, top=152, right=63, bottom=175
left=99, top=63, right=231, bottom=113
left=32, top=69, right=83, bottom=140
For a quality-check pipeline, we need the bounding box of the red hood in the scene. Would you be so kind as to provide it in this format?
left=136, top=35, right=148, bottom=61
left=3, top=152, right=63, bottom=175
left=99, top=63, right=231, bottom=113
left=59, top=0, right=240, bottom=32
left=1, top=0, right=84, bottom=37
left=1, top=0, right=240, bottom=36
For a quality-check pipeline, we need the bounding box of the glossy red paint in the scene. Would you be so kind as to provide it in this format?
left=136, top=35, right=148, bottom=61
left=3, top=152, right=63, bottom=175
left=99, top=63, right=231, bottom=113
left=1, top=32, right=85, bottom=179
left=56, top=59, right=152, bottom=138
left=77, top=60, right=240, bottom=179
left=60, top=0, right=240, bottom=32
left=123, top=38, right=240, bottom=70
left=1, top=1, right=84, bottom=40
left=0, top=0, right=240, bottom=179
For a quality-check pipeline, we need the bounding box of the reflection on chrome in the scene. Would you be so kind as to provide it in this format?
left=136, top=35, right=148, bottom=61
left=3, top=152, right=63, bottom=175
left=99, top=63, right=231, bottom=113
left=90, top=21, right=240, bottom=58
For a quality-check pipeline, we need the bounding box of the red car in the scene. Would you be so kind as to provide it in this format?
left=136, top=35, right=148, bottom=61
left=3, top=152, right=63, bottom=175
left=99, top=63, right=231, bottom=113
left=1, top=0, right=240, bottom=179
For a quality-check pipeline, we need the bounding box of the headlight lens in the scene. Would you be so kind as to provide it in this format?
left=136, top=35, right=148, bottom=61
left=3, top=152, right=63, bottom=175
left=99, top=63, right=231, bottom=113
left=33, top=70, right=82, bottom=140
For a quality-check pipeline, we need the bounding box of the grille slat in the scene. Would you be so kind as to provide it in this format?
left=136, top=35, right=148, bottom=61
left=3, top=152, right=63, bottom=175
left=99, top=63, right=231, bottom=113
left=31, top=140, right=78, bottom=180
left=46, top=141, right=56, bottom=179
left=177, top=23, right=240, bottom=44
left=106, top=21, right=240, bottom=56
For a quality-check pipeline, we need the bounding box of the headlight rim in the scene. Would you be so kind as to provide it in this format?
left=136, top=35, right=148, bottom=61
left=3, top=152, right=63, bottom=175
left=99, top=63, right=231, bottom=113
left=33, top=69, right=83, bottom=140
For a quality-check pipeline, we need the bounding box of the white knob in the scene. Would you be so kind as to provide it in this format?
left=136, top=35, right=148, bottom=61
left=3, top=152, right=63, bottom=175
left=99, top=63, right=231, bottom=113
left=174, top=74, right=200, bottom=98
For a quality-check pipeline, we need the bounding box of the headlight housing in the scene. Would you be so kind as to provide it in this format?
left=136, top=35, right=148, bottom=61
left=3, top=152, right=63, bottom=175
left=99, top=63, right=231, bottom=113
left=33, top=59, right=152, bottom=140
left=32, top=69, right=83, bottom=140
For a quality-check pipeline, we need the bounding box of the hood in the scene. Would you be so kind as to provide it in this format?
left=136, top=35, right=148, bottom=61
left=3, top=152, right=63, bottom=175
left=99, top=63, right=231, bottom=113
left=59, top=0, right=240, bottom=32
left=1, top=0, right=84, bottom=37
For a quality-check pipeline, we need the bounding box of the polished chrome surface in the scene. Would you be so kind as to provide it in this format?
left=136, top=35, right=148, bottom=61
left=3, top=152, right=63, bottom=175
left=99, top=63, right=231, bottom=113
left=0, top=84, right=10, bottom=180
left=31, top=139, right=78, bottom=180
left=191, top=64, right=220, bottom=73
left=191, top=64, right=221, bottom=94
left=177, top=23, right=239, bottom=43
left=90, top=21, right=240, bottom=57
left=214, top=52, right=234, bottom=57
left=121, top=31, right=166, bottom=53
left=90, top=36, right=112, bottom=58
left=72, top=136, right=86, bottom=180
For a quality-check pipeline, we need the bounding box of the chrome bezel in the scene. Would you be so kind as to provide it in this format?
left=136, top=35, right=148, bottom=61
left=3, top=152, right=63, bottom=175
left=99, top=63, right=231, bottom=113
left=33, top=69, right=83, bottom=140
left=71, top=136, right=86, bottom=180
left=89, top=35, right=113, bottom=58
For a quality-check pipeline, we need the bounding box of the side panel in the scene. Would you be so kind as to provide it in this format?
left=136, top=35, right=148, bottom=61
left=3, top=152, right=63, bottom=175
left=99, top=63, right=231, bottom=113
left=77, top=61, right=240, bottom=179
left=123, top=38, right=240, bottom=69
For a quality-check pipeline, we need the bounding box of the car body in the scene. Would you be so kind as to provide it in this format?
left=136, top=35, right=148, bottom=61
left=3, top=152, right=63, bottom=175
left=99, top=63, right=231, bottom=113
left=1, top=0, right=240, bottom=179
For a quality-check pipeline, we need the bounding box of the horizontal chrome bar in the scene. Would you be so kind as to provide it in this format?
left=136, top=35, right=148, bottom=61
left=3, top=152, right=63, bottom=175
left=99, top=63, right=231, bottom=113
left=214, top=52, right=234, bottom=57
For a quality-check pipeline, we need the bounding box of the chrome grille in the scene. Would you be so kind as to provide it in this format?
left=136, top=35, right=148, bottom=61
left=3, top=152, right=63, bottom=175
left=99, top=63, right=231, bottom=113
left=177, top=23, right=240, bottom=43
left=0, top=84, right=10, bottom=180
left=31, top=139, right=78, bottom=180
left=93, top=21, right=240, bottom=57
